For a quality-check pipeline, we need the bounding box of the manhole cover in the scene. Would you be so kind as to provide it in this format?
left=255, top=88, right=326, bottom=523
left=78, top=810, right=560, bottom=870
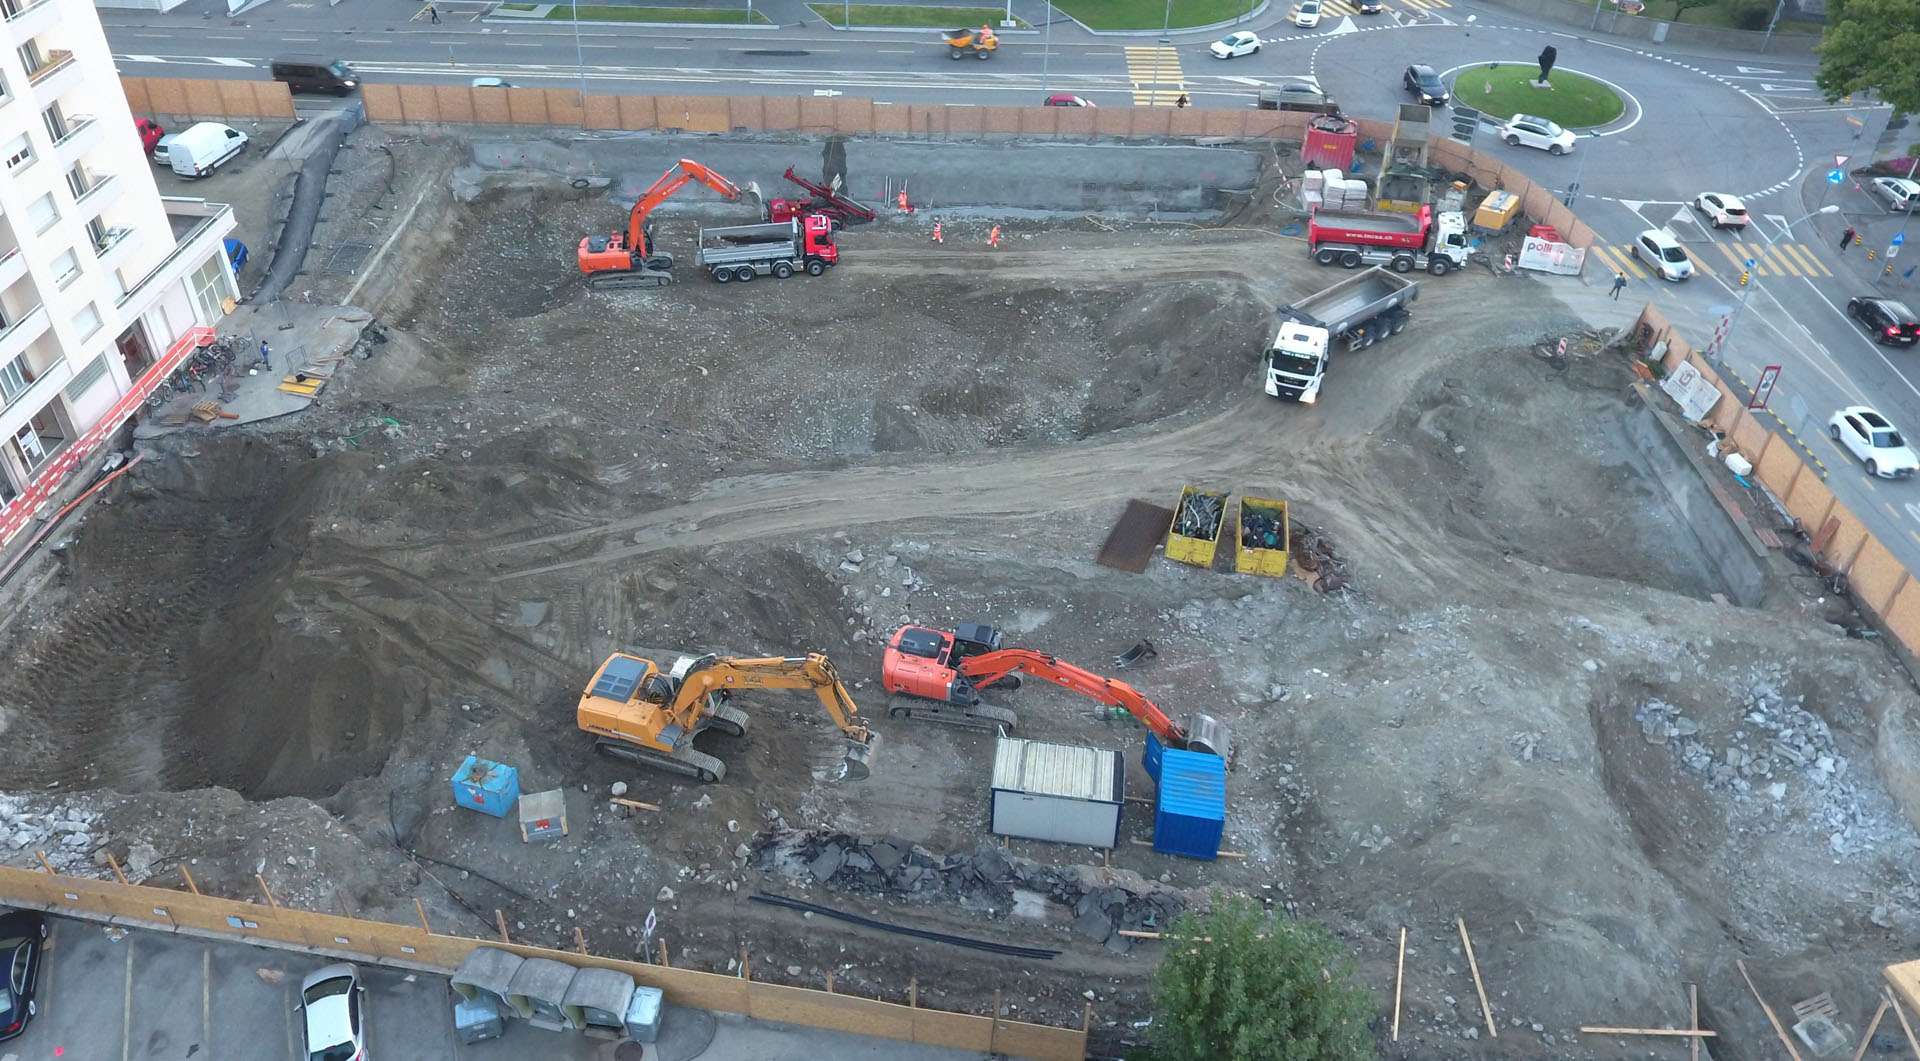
left=324, top=241, right=375, bottom=277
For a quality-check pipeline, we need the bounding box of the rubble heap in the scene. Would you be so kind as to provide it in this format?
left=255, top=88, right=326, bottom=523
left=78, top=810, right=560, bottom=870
left=755, top=829, right=1188, bottom=950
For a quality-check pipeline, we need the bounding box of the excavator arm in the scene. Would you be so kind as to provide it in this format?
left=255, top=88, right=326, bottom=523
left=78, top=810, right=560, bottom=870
left=956, top=649, right=1186, bottom=745
left=624, top=158, right=746, bottom=254
left=672, top=654, right=878, bottom=779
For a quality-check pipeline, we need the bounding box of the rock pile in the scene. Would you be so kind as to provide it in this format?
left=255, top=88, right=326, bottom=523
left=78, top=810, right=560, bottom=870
left=0, top=794, right=99, bottom=872
left=756, top=829, right=1187, bottom=950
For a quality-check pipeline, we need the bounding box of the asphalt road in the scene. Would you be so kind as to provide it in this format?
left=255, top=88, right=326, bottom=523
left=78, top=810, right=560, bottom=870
left=103, top=0, right=1920, bottom=574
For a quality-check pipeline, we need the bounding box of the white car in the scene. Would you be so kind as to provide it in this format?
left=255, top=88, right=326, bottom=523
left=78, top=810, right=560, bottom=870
left=470, top=77, right=514, bottom=89
left=1829, top=406, right=1920, bottom=479
left=1292, top=0, right=1322, bottom=26
left=1692, top=192, right=1749, bottom=229
left=1869, top=176, right=1920, bottom=213
left=1631, top=228, right=1694, bottom=282
left=1500, top=114, right=1576, bottom=156
left=1210, top=31, right=1260, bottom=58
left=301, top=964, right=367, bottom=1061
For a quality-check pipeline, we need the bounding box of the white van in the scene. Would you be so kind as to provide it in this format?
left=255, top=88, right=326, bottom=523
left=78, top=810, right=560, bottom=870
left=164, top=122, right=248, bottom=178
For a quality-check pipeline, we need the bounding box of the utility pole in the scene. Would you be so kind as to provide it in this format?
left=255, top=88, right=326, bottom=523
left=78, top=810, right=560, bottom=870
left=1722, top=204, right=1841, bottom=354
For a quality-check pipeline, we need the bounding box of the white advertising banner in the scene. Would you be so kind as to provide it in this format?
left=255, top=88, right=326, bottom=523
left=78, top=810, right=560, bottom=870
left=1517, top=237, right=1586, bottom=276
left=1661, top=361, right=1723, bottom=422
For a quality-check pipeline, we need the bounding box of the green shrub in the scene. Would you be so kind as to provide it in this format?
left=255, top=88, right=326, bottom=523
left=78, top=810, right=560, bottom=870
left=1726, top=0, right=1773, bottom=30
left=1150, top=896, right=1376, bottom=1061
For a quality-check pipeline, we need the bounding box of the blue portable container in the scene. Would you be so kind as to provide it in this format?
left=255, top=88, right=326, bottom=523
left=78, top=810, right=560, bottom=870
left=1153, top=748, right=1226, bottom=860
left=452, top=755, right=520, bottom=819
left=1143, top=732, right=1165, bottom=783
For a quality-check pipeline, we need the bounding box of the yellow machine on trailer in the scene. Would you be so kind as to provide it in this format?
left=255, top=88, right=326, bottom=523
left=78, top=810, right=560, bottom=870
left=1166, top=486, right=1229, bottom=569
left=942, top=25, right=999, bottom=59
left=1235, top=495, right=1290, bottom=577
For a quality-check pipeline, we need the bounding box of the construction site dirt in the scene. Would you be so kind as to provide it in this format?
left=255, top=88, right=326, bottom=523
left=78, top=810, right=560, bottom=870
left=2, top=130, right=1919, bottom=1059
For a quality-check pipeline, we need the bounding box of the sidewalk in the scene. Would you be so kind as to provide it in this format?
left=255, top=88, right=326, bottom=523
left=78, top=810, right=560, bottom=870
left=133, top=304, right=373, bottom=439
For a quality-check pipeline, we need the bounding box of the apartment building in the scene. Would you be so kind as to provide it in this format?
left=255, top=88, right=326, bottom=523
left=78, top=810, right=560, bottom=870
left=0, top=0, right=236, bottom=543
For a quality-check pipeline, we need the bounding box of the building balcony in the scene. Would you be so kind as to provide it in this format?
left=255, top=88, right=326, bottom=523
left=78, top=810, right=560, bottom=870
left=0, top=248, right=25, bottom=293
left=0, top=355, right=71, bottom=459
left=118, top=197, right=234, bottom=314
left=50, top=114, right=100, bottom=166
left=71, top=172, right=118, bottom=214
left=0, top=304, right=48, bottom=380
left=23, top=49, right=79, bottom=99
left=2, top=0, right=62, bottom=45
left=90, top=224, right=136, bottom=271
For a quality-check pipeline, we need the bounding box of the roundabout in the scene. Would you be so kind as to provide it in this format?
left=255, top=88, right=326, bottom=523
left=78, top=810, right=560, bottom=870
left=1448, top=61, right=1626, bottom=127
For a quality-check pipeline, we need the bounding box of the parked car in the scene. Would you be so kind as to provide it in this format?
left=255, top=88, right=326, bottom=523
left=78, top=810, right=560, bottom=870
left=1847, top=297, right=1920, bottom=346
left=1042, top=93, right=1095, bottom=107
left=1256, top=81, right=1335, bottom=112
left=1829, top=406, right=1919, bottom=479
left=300, top=963, right=367, bottom=1061
left=1691, top=191, right=1750, bottom=229
left=1631, top=228, right=1694, bottom=282
left=1402, top=64, right=1449, bottom=105
left=470, top=77, right=513, bottom=89
left=1209, top=31, right=1260, bottom=58
left=163, top=122, right=249, bottom=178
left=1292, top=0, right=1322, bottom=26
left=1868, top=176, right=1920, bottom=212
left=135, top=117, right=164, bottom=155
left=149, top=132, right=175, bottom=167
left=271, top=56, right=358, bottom=96
left=1500, top=113, right=1577, bottom=155
left=0, top=910, right=48, bottom=1043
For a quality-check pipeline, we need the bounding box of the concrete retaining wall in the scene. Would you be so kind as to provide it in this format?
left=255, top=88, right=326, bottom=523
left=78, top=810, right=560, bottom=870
left=1625, top=397, right=1769, bottom=605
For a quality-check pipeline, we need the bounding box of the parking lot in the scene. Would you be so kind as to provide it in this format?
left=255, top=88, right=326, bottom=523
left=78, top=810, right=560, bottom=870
left=2, top=915, right=980, bottom=1060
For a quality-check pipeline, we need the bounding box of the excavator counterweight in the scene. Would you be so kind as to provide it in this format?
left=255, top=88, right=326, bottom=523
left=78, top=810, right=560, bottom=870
left=578, top=651, right=877, bottom=783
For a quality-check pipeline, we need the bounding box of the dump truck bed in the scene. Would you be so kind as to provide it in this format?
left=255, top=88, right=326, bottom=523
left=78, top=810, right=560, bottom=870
left=1278, top=267, right=1418, bottom=336
left=1311, top=208, right=1425, bottom=235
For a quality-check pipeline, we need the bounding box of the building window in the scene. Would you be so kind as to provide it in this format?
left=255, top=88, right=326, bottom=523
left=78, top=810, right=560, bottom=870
left=3, top=133, right=32, bottom=172
left=50, top=247, right=79, bottom=288
left=71, top=301, right=100, bottom=340
left=0, top=354, right=32, bottom=404
left=188, top=252, right=232, bottom=325
left=26, top=191, right=58, bottom=234
left=40, top=101, right=65, bottom=143
left=64, top=163, right=93, bottom=200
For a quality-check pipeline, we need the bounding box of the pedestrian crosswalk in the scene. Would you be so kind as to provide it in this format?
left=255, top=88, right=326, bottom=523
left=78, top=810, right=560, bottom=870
left=1312, top=0, right=1451, bottom=14
left=1587, top=241, right=1833, bottom=281
left=1125, top=45, right=1185, bottom=107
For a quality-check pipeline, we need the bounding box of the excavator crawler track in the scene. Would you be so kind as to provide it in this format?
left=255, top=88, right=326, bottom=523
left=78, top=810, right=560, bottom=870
left=886, top=698, right=1017, bottom=732
left=585, top=269, right=674, bottom=290
left=594, top=738, right=727, bottom=783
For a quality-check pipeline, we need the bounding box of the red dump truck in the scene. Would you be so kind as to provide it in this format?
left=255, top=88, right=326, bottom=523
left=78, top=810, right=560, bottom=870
left=1306, top=204, right=1468, bottom=276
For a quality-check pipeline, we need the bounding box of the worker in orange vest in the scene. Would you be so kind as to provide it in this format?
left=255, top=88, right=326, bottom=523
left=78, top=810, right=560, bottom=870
left=930, top=220, right=943, bottom=243
left=987, top=225, right=1002, bottom=249
left=896, top=189, right=913, bottom=214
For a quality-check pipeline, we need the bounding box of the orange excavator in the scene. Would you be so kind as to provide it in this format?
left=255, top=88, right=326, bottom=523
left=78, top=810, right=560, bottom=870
left=880, top=623, right=1230, bottom=758
left=577, top=158, right=758, bottom=289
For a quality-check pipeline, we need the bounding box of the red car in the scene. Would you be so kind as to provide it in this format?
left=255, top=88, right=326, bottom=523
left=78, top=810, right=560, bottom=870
left=1043, top=94, right=1096, bottom=108
left=135, top=118, right=164, bottom=156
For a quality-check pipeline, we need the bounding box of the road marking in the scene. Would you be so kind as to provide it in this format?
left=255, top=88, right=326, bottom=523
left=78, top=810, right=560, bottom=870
left=207, top=56, right=253, bottom=67
left=1737, top=64, right=1786, bottom=73
left=1797, top=281, right=1920, bottom=401
left=283, top=36, right=319, bottom=42
left=1124, top=45, right=1184, bottom=106
left=1908, top=529, right=1920, bottom=547
left=122, top=933, right=133, bottom=1061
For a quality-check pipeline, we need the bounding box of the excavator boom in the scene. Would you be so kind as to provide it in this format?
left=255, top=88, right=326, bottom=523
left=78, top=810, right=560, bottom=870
left=958, top=649, right=1184, bottom=743
left=625, top=159, right=745, bottom=250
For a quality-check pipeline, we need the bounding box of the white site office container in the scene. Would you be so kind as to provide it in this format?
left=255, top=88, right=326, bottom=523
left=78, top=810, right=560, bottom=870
left=990, top=738, right=1124, bottom=849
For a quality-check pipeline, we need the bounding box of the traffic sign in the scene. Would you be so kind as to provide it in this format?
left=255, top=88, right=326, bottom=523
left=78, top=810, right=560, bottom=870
left=1836, top=154, right=1850, bottom=167
left=1745, top=257, right=1757, bottom=268
left=1750, top=365, right=1782, bottom=411
left=1895, top=233, right=1907, bottom=246
left=1828, top=168, right=1846, bottom=185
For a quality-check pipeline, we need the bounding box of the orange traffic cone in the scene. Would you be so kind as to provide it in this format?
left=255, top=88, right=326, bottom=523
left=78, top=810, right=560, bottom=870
left=987, top=225, right=1002, bottom=249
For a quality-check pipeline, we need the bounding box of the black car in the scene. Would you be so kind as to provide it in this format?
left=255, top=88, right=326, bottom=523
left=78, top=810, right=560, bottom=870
left=1403, top=64, right=1450, bottom=105
left=1848, top=296, right=1920, bottom=346
left=0, top=910, right=47, bottom=1042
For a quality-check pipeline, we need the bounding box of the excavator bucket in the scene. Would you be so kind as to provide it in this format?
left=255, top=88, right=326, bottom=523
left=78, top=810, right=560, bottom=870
left=744, top=180, right=764, bottom=211
left=842, top=733, right=878, bottom=781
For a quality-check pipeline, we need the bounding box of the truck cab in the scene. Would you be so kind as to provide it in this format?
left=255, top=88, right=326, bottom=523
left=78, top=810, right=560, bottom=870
left=1264, top=321, right=1329, bottom=404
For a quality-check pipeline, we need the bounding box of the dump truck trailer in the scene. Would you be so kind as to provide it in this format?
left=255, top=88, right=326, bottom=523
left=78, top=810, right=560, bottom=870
left=1264, top=267, right=1418, bottom=403
left=695, top=215, right=838, bottom=283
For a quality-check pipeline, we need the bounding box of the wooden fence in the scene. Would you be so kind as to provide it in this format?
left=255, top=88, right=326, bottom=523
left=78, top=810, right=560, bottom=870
left=1636, top=304, right=1920, bottom=653
left=0, top=864, right=1085, bottom=1059
left=121, top=76, right=295, bottom=121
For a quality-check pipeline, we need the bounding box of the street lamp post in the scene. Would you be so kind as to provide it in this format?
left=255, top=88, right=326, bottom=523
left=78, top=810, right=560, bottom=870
left=1717, top=203, right=1842, bottom=357
left=1760, top=0, right=1786, bottom=52
left=1163, top=0, right=1174, bottom=35
left=1041, top=0, right=1053, bottom=93
left=572, top=0, right=588, bottom=121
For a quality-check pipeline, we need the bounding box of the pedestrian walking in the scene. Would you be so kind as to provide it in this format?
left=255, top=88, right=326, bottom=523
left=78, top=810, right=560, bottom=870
left=1174, top=93, right=1190, bottom=109
left=428, top=3, right=440, bottom=21
left=930, top=220, right=943, bottom=244
left=1840, top=226, right=1856, bottom=252
left=259, top=340, right=271, bottom=370
left=1609, top=270, right=1627, bottom=300
left=987, top=225, right=1002, bottom=249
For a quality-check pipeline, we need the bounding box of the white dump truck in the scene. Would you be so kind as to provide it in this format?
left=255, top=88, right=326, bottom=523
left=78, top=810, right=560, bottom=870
left=1263, top=267, right=1419, bottom=403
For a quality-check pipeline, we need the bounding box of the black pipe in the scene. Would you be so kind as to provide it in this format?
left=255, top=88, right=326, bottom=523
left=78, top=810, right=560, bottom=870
left=750, top=893, right=1059, bottom=959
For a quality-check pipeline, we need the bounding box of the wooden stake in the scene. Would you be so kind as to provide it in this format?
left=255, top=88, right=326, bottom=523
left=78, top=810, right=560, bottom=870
left=992, top=989, right=1004, bottom=1037
left=33, top=851, right=54, bottom=875
left=1082, top=1001, right=1094, bottom=1032
left=104, top=851, right=128, bottom=886
left=1690, top=982, right=1701, bottom=1061
left=413, top=898, right=431, bottom=934
left=658, top=939, right=670, bottom=967
left=255, top=874, right=279, bottom=909
left=610, top=797, right=662, bottom=812
left=573, top=927, right=588, bottom=954
left=1578, top=1027, right=1718, bottom=1038
left=1735, top=959, right=1802, bottom=1061
left=740, top=945, right=750, bottom=981
left=1854, top=1000, right=1889, bottom=1061
left=495, top=909, right=511, bottom=944
left=1457, top=918, right=1497, bottom=1039
left=1888, top=990, right=1920, bottom=1059
left=1391, top=927, right=1406, bottom=1042
left=825, top=969, right=835, bottom=993
left=908, top=978, right=918, bottom=1008
left=179, top=865, right=200, bottom=895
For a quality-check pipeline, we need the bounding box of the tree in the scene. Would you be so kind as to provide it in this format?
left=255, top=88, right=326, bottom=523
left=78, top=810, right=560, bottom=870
left=1816, top=0, right=1920, bottom=113
left=1150, top=896, right=1376, bottom=1061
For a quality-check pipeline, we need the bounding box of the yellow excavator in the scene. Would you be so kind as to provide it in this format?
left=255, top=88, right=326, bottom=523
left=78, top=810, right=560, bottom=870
left=576, top=652, right=878, bottom=783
